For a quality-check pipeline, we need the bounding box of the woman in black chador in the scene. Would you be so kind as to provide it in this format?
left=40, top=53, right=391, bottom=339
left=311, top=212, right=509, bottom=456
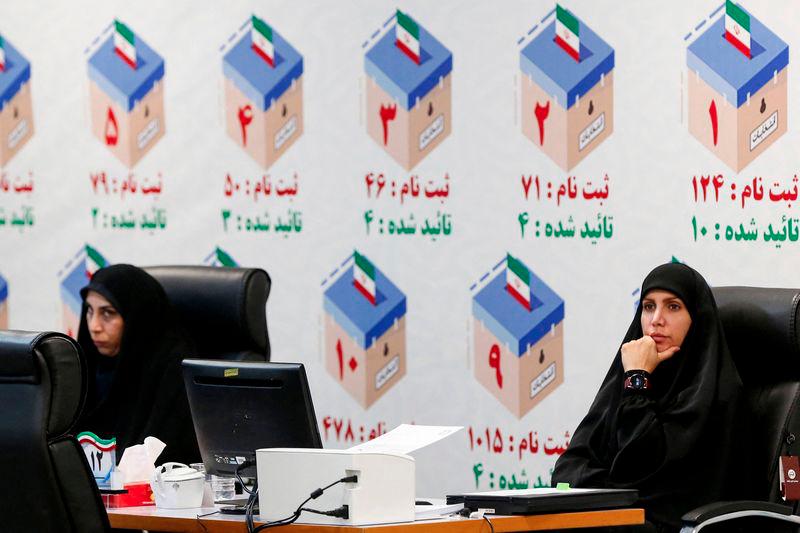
left=75, top=264, right=200, bottom=464
left=552, top=263, right=743, bottom=531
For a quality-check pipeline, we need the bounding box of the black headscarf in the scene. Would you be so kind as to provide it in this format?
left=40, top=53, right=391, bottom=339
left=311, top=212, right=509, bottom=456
left=552, top=263, right=744, bottom=530
left=76, top=264, right=200, bottom=465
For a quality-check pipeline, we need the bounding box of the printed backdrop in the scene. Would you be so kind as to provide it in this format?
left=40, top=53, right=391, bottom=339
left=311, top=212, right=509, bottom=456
left=1, top=0, right=799, bottom=497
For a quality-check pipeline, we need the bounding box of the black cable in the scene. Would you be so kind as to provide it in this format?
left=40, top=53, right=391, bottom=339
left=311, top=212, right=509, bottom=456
left=235, top=460, right=255, bottom=495
left=246, top=475, right=357, bottom=532
left=482, top=514, right=495, bottom=533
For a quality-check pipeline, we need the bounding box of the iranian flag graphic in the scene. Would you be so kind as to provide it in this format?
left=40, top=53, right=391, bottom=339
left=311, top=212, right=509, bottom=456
left=0, top=35, right=5, bottom=72
left=395, top=9, right=420, bottom=64
left=251, top=15, right=275, bottom=67
left=554, top=4, right=580, bottom=62
left=506, top=253, right=532, bottom=311
left=353, top=251, right=377, bottom=305
left=85, top=245, right=108, bottom=279
left=724, top=0, right=751, bottom=58
left=113, top=20, right=137, bottom=69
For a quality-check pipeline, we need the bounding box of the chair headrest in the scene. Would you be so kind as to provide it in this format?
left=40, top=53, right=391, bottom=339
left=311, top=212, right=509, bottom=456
left=0, top=331, right=87, bottom=437
left=712, top=286, right=800, bottom=381
left=143, top=265, right=271, bottom=360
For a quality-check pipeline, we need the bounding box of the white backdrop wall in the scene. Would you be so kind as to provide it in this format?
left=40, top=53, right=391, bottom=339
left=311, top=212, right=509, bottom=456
left=1, top=0, right=799, bottom=497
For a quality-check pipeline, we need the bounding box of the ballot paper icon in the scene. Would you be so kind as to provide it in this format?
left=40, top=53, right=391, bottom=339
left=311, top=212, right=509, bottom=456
left=78, top=431, right=117, bottom=489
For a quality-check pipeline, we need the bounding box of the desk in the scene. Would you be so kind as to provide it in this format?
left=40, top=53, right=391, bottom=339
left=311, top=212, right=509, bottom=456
left=108, top=506, right=644, bottom=532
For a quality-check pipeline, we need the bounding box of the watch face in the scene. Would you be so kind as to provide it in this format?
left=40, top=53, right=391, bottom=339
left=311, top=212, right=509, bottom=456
left=631, top=375, right=645, bottom=388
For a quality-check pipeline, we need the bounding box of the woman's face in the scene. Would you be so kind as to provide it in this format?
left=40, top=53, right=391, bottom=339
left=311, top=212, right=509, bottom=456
left=85, top=290, right=124, bottom=357
left=640, top=289, right=692, bottom=352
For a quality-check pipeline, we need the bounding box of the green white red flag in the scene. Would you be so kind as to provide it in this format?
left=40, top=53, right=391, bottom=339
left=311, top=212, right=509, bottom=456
left=114, top=20, right=137, bottom=69
left=353, top=250, right=377, bottom=305
left=725, top=0, right=751, bottom=58
left=85, top=245, right=108, bottom=279
left=0, top=35, right=5, bottom=72
left=506, top=253, right=531, bottom=310
left=395, top=9, right=420, bottom=65
left=251, top=15, right=275, bottom=67
left=555, top=4, right=580, bottom=62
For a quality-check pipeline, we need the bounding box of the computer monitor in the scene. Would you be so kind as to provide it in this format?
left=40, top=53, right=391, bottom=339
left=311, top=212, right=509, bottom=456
left=182, top=359, right=322, bottom=478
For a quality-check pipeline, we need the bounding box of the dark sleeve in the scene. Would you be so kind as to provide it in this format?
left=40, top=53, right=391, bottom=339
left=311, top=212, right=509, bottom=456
left=551, top=409, right=611, bottom=488
left=607, top=393, right=670, bottom=485
left=142, top=356, right=201, bottom=465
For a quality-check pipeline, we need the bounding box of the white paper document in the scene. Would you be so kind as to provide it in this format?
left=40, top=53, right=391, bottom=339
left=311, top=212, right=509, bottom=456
left=347, top=424, right=462, bottom=454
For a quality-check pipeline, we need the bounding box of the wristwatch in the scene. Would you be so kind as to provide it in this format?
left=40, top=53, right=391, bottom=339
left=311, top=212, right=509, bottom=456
left=623, top=370, right=651, bottom=392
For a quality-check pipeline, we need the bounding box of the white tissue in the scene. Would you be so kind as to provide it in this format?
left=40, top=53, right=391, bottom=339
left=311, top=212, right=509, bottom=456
left=117, top=436, right=166, bottom=483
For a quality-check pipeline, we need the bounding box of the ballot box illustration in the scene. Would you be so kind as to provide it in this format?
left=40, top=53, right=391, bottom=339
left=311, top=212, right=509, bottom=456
left=204, top=246, right=238, bottom=267
left=0, top=35, right=34, bottom=166
left=365, top=10, right=452, bottom=170
left=87, top=20, right=165, bottom=168
left=59, top=245, right=109, bottom=338
left=78, top=432, right=117, bottom=489
left=323, top=252, right=406, bottom=408
left=0, top=273, right=7, bottom=329
left=223, top=15, right=303, bottom=169
left=520, top=6, right=614, bottom=172
left=687, top=2, right=788, bottom=172
left=472, top=254, right=565, bottom=418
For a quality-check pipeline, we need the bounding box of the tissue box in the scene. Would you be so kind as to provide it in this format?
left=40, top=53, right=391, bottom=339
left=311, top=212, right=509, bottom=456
left=323, top=262, right=407, bottom=408
left=223, top=21, right=303, bottom=169
left=102, top=483, right=155, bottom=508
left=472, top=259, right=565, bottom=418
left=0, top=36, right=34, bottom=166
left=0, top=273, right=7, bottom=329
left=520, top=10, right=614, bottom=171
left=686, top=9, right=788, bottom=171
left=87, top=24, right=165, bottom=168
left=59, top=245, right=109, bottom=338
left=364, top=14, right=452, bottom=170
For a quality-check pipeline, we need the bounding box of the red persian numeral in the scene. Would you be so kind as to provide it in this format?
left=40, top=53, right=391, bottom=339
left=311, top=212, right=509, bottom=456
left=238, top=105, right=253, bottom=146
left=489, top=344, right=503, bottom=388
left=708, top=100, right=718, bottom=147
left=379, top=104, right=397, bottom=145
left=336, top=339, right=344, bottom=380
left=105, top=107, right=118, bottom=146
left=534, top=101, right=550, bottom=145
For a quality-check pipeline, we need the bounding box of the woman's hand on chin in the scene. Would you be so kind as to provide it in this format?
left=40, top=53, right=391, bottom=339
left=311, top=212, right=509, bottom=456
left=621, top=336, right=680, bottom=373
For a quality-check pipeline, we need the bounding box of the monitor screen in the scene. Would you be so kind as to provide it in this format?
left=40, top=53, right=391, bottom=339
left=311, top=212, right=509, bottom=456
left=182, top=359, right=322, bottom=477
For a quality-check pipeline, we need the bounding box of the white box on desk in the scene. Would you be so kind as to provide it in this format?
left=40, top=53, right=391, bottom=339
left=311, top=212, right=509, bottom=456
left=256, top=448, right=415, bottom=525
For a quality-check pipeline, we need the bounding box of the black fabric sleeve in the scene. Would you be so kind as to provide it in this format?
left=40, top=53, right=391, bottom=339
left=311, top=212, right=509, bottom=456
left=608, top=394, right=668, bottom=485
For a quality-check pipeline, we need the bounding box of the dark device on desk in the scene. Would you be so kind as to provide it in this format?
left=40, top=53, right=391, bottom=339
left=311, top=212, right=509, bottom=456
left=182, top=359, right=323, bottom=479
left=447, top=488, right=638, bottom=515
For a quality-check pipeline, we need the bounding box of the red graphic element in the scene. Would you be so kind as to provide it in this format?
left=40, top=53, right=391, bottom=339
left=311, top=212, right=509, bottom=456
left=395, top=39, right=420, bottom=65
left=349, top=356, right=358, bottom=372
left=534, top=101, right=550, bottom=146
left=238, top=105, right=254, bottom=146
left=554, top=34, right=580, bottom=62
left=505, top=283, right=532, bottom=311
left=724, top=28, right=751, bottom=58
left=336, top=339, right=344, bottom=380
left=251, top=44, right=275, bottom=67
left=708, top=100, right=718, bottom=146
left=379, top=104, right=397, bottom=145
left=114, top=47, right=137, bottom=69
left=489, top=344, right=503, bottom=389
left=104, top=107, right=118, bottom=146
left=352, top=280, right=377, bottom=305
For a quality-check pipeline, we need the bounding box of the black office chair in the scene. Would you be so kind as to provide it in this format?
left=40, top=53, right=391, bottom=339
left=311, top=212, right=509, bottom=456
left=144, top=265, right=271, bottom=361
left=0, top=330, right=109, bottom=532
left=680, top=287, right=800, bottom=532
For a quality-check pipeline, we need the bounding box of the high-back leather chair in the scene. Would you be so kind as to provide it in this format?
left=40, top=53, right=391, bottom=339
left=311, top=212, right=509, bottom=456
left=144, top=265, right=271, bottom=361
left=0, top=331, right=109, bottom=532
left=681, top=287, right=800, bottom=532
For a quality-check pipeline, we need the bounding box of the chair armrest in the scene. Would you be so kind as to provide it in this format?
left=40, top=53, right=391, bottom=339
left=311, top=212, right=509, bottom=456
left=681, top=500, right=799, bottom=532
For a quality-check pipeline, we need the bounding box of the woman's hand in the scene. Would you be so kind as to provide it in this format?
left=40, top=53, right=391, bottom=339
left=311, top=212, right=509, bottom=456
left=621, top=336, right=680, bottom=373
